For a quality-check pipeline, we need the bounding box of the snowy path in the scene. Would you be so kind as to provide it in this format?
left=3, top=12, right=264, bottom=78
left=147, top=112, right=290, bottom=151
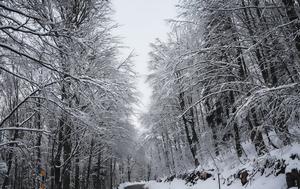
left=124, top=184, right=145, bottom=189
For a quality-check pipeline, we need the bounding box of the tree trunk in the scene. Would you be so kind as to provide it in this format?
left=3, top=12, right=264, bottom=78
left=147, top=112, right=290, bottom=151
left=179, top=92, right=200, bottom=167
left=62, top=123, right=72, bottom=189
left=166, top=133, right=176, bottom=173
left=13, top=158, right=17, bottom=189
left=35, top=97, right=42, bottom=189
left=2, top=76, right=19, bottom=189
left=75, top=156, right=80, bottom=189
left=54, top=125, right=63, bottom=189
left=233, top=123, right=243, bottom=157
left=110, top=158, right=113, bottom=189
left=247, top=109, right=268, bottom=156
left=50, top=135, right=56, bottom=189
left=97, top=151, right=102, bottom=189
left=240, top=0, right=270, bottom=85
left=277, top=112, right=291, bottom=145
left=161, top=132, right=172, bottom=175
left=282, top=0, right=300, bottom=53
left=229, top=91, right=243, bottom=158
left=85, top=138, right=95, bottom=189
left=206, top=113, right=220, bottom=157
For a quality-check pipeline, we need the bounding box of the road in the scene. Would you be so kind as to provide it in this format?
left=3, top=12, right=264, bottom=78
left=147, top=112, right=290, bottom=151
left=124, top=184, right=145, bottom=189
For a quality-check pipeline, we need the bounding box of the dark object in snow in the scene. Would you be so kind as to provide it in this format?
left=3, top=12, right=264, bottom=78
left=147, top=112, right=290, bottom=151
left=225, top=157, right=289, bottom=186
left=165, top=174, right=176, bottom=182
left=238, top=170, right=249, bottom=186
left=181, top=173, right=189, bottom=181
left=164, top=170, right=213, bottom=185
left=260, top=158, right=286, bottom=177
left=286, top=168, right=300, bottom=189
left=124, top=184, right=145, bottom=189
left=185, top=170, right=212, bottom=184
left=274, top=159, right=286, bottom=176
left=290, top=154, right=300, bottom=160
left=199, top=171, right=212, bottom=180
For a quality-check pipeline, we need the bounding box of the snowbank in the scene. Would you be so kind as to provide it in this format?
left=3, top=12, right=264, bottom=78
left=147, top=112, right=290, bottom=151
left=144, top=175, right=287, bottom=189
left=142, top=143, right=300, bottom=189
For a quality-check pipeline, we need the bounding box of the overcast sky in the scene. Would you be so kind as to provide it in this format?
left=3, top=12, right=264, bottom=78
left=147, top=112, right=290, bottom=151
left=112, top=0, right=177, bottom=128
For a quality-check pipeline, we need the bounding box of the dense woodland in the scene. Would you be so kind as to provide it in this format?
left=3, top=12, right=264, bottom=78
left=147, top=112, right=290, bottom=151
left=0, top=0, right=142, bottom=189
left=142, top=0, right=300, bottom=178
left=0, top=0, right=300, bottom=189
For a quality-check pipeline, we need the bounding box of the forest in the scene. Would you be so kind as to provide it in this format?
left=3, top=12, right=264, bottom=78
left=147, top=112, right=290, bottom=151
left=0, top=0, right=300, bottom=189
left=0, top=0, right=139, bottom=189
left=142, top=0, right=300, bottom=185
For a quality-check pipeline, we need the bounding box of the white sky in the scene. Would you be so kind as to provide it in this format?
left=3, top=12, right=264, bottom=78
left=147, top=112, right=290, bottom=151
left=112, top=0, right=177, bottom=128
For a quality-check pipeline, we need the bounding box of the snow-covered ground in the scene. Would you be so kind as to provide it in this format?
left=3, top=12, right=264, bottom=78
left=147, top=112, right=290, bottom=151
left=144, top=175, right=287, bottom=189
left=120, top=143, right=300, bottom=189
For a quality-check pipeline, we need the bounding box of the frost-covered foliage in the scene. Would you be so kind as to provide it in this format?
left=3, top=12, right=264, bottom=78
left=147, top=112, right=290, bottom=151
left=0, top=0, right=138, bottom=189
left=142, top=0, right=300, bottom=180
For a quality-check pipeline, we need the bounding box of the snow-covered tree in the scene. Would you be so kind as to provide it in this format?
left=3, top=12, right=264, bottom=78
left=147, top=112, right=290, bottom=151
left=143, top=0, right=300, bottom=179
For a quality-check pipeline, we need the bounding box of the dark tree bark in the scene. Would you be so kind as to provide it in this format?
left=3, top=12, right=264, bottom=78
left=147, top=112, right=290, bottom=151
left=74, top=156, right=80, bottom=189
left=110, top=158, right=114, bottom=189
left=282, top=0, right=300, bottom=53
left=13, top=157, right=18, bottom=189
left=127, top=156, right=131, bottom=182
left=161, top=132, right=172, bottom=174
left=97, top=151, right=102, bottom=189
left=2, top=76, right=19, bottom=189
left=50, top=139, right=55, bottom=189
left=229, top=91, right=243, bottom=158
left=54, top=125, right=63, bottom=189
left=179, top=92, right=200, bottom=167
left=247, top=109, right=268, bottom=156
left=85, top=138, right=95, bottom=189
left=206, top=107, right=220, bottom=157
left=34, top=97, right=42, bottom=189
left=276, top=112, right=291, bottom=145
left=62, top=123, right=72, bottom=189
